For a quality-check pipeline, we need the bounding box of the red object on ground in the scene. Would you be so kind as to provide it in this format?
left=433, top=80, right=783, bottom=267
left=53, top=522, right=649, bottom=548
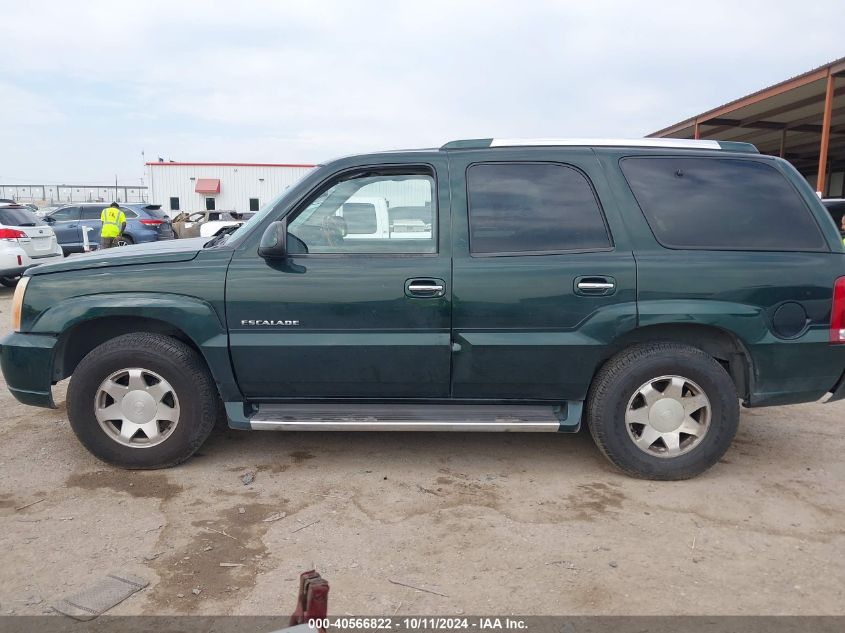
left=290, top=570, right=330, bottom=631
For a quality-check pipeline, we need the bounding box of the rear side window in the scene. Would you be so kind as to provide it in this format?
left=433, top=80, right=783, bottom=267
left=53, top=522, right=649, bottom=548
left=620, top=157, right=826, bottom=251
left=81, top=206, right=105, bottom=220
left=467, top=163, right=611, bottom=255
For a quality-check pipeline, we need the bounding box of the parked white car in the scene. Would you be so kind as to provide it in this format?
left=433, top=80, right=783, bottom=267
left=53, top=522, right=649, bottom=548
left=0, top=204, right=64, bottom=287
left=199, top=211, right=256, bottom=237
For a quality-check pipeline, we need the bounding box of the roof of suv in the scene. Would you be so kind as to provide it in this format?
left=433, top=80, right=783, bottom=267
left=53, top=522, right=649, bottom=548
left=440, top=138, right=760, bottom=153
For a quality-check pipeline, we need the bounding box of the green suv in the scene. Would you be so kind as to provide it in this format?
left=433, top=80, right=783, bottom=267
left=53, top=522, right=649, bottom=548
left=4, top=138, right=845, bottom=480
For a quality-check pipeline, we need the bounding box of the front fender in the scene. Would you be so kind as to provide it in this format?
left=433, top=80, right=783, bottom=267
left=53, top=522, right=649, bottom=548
left=30, top=292, right=240, bottom=402
left=31, top=292, right=225, bottom=340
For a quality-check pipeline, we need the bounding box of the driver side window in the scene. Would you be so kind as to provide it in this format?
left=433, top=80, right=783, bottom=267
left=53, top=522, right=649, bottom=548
left=287, top=170, right=436, bottom=254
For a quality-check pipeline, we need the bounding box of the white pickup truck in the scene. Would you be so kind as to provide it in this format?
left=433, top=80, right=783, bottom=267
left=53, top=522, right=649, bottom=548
left=336, top=196, right=432, bottom=240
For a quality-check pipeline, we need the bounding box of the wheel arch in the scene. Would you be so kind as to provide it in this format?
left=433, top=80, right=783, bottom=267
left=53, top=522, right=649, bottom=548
left=605, top=323, right=753, bottom=401
left=53, top=315, right=199, bottom=381
left=34, top=292, right=240, bottom=401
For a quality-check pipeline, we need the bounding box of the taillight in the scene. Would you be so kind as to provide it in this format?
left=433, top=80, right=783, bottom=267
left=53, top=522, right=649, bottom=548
left=831, top=276, right=845, bottom=343
left=11, top=276, right=29, bottom=332
left=139, top=219, right=163, bottom=226
left=0, top=228, right=26, bottom=241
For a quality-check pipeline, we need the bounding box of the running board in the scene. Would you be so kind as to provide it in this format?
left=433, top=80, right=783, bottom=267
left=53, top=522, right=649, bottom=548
left=241, top=402, right=582, bottom=433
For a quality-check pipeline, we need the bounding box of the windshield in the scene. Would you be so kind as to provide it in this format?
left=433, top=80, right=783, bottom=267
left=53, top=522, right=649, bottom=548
left=0, top=207, right=43, bottom=227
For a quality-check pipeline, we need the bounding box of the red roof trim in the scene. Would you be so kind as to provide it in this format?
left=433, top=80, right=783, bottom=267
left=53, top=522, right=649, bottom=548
left=146, top=161, right=316, bottom=168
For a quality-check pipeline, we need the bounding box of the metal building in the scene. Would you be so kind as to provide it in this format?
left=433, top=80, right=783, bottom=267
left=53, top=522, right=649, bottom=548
left=145, top=161, right=315, bottom=216
left=650, top=56, right=845, bottom=196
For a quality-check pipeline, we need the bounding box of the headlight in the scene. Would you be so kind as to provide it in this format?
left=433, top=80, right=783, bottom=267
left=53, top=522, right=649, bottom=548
left=11, top=276, right=29, bottom=332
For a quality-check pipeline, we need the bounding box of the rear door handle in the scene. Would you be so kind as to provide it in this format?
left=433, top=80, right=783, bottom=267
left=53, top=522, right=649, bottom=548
left=406, top=278, right=446, bottom=298
left=574, top=276, right=616, bottom=296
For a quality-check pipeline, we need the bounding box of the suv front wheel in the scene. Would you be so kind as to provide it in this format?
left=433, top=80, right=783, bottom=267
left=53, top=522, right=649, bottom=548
left=586, top=343, right=739, bottom=480
left=67, top=333, right=218, bottom=469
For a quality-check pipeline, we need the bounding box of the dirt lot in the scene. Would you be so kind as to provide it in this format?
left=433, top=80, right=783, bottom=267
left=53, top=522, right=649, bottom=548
left=0, top=285, right=843, bottom=616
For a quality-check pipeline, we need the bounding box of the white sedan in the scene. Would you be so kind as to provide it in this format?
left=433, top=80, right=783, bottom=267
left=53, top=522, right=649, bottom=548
left=199, top=211, right=256, bottom=238
left=0, top=205, right=64, bottom=287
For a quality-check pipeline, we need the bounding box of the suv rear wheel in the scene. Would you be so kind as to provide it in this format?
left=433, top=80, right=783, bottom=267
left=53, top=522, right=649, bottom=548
left=586, top=343, right=739, bottom=480
left=67, top=333, right=218, bottom=469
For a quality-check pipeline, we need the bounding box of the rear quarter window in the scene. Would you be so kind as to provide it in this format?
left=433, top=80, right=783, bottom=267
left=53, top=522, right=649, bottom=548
left=619, top=157, right=826, bottom=251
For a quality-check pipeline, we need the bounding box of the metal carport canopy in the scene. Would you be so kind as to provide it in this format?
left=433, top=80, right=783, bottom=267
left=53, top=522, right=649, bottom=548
left=649, top=56, right=845, bottom=195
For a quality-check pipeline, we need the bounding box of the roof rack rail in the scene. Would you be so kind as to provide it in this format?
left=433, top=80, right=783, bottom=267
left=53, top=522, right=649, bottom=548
left=440, top=138, right=759, bottom=153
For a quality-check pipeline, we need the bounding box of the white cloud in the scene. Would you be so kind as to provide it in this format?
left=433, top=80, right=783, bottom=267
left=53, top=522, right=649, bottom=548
left=1, top=0, right=844, bottom=181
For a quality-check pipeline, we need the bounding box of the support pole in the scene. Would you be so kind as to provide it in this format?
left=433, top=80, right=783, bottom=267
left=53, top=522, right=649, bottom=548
left=817, top=72, right=835, bottom=195
left=694, top=119, right=701, bottom=140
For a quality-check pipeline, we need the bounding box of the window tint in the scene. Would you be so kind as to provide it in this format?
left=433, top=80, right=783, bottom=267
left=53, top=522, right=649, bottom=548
left=288, top=171, right=436, bottom=254
left=142, top=207, right=166, bottom=219
left=49, top=206, right=80, bottom=221
left=341, top=202, right=378, bottom=234
left=620, top=157, right=825, bottom=251
left=467, top=163, right=610, bottom=255
left=81, top=206, right=105, bottom=220
left=169, top=197, right=180, bottom=211
left=0, top=208, right=41, bottom=226
left=249, top=197, right=259, bottom=212
left=121, top=209, right=138, bottom=219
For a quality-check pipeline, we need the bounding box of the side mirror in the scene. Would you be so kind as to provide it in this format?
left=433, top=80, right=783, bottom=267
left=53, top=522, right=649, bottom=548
left=258, top=219, right=288, bottom=259
left=43, top=216, right=55, bottom=223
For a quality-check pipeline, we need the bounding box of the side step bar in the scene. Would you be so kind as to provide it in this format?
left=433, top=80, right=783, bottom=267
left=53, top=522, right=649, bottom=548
left=240, top=402, right=582, bottom=433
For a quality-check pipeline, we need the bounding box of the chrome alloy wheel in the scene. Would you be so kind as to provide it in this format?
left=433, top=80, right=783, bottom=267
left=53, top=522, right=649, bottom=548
left=625, top=375, right=711, bottom=458
left=94, top=368, right=180, bottom=448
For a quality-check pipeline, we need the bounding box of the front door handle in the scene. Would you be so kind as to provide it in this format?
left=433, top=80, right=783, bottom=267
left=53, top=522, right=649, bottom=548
left=406, top=278, right=446, bottom=298
left=574, top=276, right=616, bottom=296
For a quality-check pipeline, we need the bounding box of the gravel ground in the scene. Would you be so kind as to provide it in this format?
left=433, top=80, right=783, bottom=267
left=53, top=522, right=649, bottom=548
left=0, top=285, right=843, bottom=616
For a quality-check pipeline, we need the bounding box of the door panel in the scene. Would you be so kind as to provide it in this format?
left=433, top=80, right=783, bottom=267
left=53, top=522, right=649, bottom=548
left=226, top=159, right=452, bottom=400
left=80, top=205, right=106, bottom=247
left=227, top=257, right=450, bottom=398
left=448, top=149, right=637, bottom=401
left=49, top=206, right=81, bottom=250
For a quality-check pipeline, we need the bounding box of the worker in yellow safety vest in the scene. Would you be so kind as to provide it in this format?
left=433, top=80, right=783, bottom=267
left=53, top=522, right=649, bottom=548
left=100, top=202, right=127, bottom=249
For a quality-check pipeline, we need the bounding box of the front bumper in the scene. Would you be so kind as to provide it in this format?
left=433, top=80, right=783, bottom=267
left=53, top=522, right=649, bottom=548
left=0, top=332, right=58, bottom=408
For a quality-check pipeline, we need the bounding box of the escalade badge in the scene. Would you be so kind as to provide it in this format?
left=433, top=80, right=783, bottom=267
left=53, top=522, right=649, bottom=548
left=241, top=319, right=300, bottom=326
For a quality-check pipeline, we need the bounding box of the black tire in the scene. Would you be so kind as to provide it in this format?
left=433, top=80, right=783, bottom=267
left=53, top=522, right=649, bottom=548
left=67, top=333, right=219, bottom=469
left=115, top=234, right=134, bottom=247
left=586, top=342, right=739, bottom=480
left=0, top=276, right=19, bottom=287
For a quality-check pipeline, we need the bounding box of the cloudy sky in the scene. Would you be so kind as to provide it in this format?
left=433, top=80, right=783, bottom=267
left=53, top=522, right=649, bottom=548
left=2, top=0, right=844, bottom=184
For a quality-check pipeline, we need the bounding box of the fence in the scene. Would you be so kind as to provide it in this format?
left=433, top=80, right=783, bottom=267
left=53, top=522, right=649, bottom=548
left=0, top=184, right=148, bottom=205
